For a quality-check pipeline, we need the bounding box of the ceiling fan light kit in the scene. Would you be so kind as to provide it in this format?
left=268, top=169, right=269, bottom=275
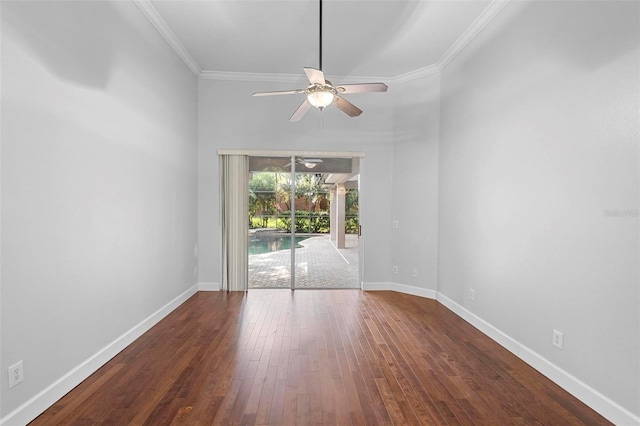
left=252, top=0, right=387, bottom=121
left=306, top=84, right=336, bottom=109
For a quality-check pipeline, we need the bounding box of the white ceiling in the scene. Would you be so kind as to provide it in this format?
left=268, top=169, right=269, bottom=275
left=144, top=0, right=500, bottom=80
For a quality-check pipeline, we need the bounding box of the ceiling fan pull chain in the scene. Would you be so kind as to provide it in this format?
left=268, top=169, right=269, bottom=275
left=317, top=108, right=324, bottom=131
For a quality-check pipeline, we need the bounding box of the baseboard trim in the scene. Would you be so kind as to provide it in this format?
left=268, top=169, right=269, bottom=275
left=198, top=282, right=220, bottom=291
left=434, top=292, right=639, bottom=426
left=0, top=284, right=199, bottom=426
left=363, top=282, right=437, bottom=299
left=361, top=281, right=394, bottom=291
left=436, top=293, right=521, bottom=355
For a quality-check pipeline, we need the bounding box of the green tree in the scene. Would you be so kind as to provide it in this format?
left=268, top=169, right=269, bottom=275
left=346, top=189, right=359, bottom=215
left=345, top=189, right=359, bottom=234
left=249, top=172, right=277, bottom=228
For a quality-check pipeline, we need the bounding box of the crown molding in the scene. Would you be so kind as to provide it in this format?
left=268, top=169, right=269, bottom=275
left=436, top=0, right=510, bottom=71
left=135, top=0, right=510, bottom=84
left=132, top=0, right=201, bottom=76
left=324, top=74, right=391, bottom=85
left=390, top=64, right=441, bottom=85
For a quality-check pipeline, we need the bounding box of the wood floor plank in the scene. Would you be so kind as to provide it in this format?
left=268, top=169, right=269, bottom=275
left=295, top=392, right=311, bottom=425
left=30, top=363, right=125, bottom=425
left=254, top=364, right=278, bottom=424
left=307, top=370, right=324, bottom=425
left=347, top=313, right=393, bottom=424
left=369, top=298, right=449, bottom=424
left=30, top=290, right=613, bottom=426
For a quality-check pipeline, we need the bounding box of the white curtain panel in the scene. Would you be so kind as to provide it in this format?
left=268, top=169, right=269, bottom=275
left=220, top=155, right=249, bottom=291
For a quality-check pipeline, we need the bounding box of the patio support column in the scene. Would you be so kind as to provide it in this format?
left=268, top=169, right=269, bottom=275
left=329, top=186, right=337, bottom=242
left=335, top=183, right=346, bottom=249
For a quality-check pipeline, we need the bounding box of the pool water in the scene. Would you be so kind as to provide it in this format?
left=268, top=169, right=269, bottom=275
left=249, top=235, right=310, bottom=255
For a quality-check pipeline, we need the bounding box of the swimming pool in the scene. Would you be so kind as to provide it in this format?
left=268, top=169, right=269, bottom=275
left=249, top=235, right=310, bottom=255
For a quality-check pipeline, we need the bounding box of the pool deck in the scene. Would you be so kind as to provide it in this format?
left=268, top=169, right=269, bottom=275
left=249, top=234, right=359, bottom=289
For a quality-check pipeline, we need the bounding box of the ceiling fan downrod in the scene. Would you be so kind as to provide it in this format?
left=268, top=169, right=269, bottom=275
left=319, top=0, right=323, bottom=71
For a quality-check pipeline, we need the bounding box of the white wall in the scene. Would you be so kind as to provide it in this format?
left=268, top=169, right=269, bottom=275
left=197, top=78, right=394, bottom=287
left=439, top=0, right=639, bottom=419
left=1, top=1, right=198, bottom=421
left=390, top=73, right=440, bottom=292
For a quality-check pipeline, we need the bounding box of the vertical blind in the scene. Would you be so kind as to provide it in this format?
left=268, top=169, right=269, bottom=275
left=220, top=154, right=249, bottom=291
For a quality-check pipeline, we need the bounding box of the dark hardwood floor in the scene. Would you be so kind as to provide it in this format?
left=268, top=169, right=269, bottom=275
left=31, top=290, right=611, bottom=425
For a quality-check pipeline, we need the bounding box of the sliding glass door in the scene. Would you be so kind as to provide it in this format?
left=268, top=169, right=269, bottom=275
left=247, top=165, right=292, bottom=288
left=247, top=155, right=360, bottom=289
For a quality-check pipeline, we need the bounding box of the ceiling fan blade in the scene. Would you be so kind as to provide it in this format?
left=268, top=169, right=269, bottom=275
left=336, top=83, right=388, bottom=94
left=289, top=99, right=312, bottom=122
left=304, top=67, right=326, bottom=85
left=252, top=89, right=303, bottom=97
left=333, top=96, right=362, bottom=117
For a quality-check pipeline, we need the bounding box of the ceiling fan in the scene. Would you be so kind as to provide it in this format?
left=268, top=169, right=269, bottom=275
left=284, top=158, right=324, bottom=169
left=252, top=0, right=388, bottom=122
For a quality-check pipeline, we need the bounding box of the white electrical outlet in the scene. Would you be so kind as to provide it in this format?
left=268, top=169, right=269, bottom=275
left=8, top=361, right=24, bottom=389
left=469, top=288, right=475, bottom=301
left=392, top=220, right=399, bottom=229
left=411, top=268, right=418, bottom=277
left=552, top=329, right=564, bottom=349
left=392, top=266, right=398, bottom=274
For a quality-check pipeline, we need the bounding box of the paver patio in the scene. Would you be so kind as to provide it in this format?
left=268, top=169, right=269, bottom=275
left=248, top=234, right=359, bottom=288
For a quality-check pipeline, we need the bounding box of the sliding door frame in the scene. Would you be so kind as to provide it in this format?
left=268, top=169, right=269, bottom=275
left=220, top=149, right=365, bottom=289
left=290, top=156, right=296, bottom=289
